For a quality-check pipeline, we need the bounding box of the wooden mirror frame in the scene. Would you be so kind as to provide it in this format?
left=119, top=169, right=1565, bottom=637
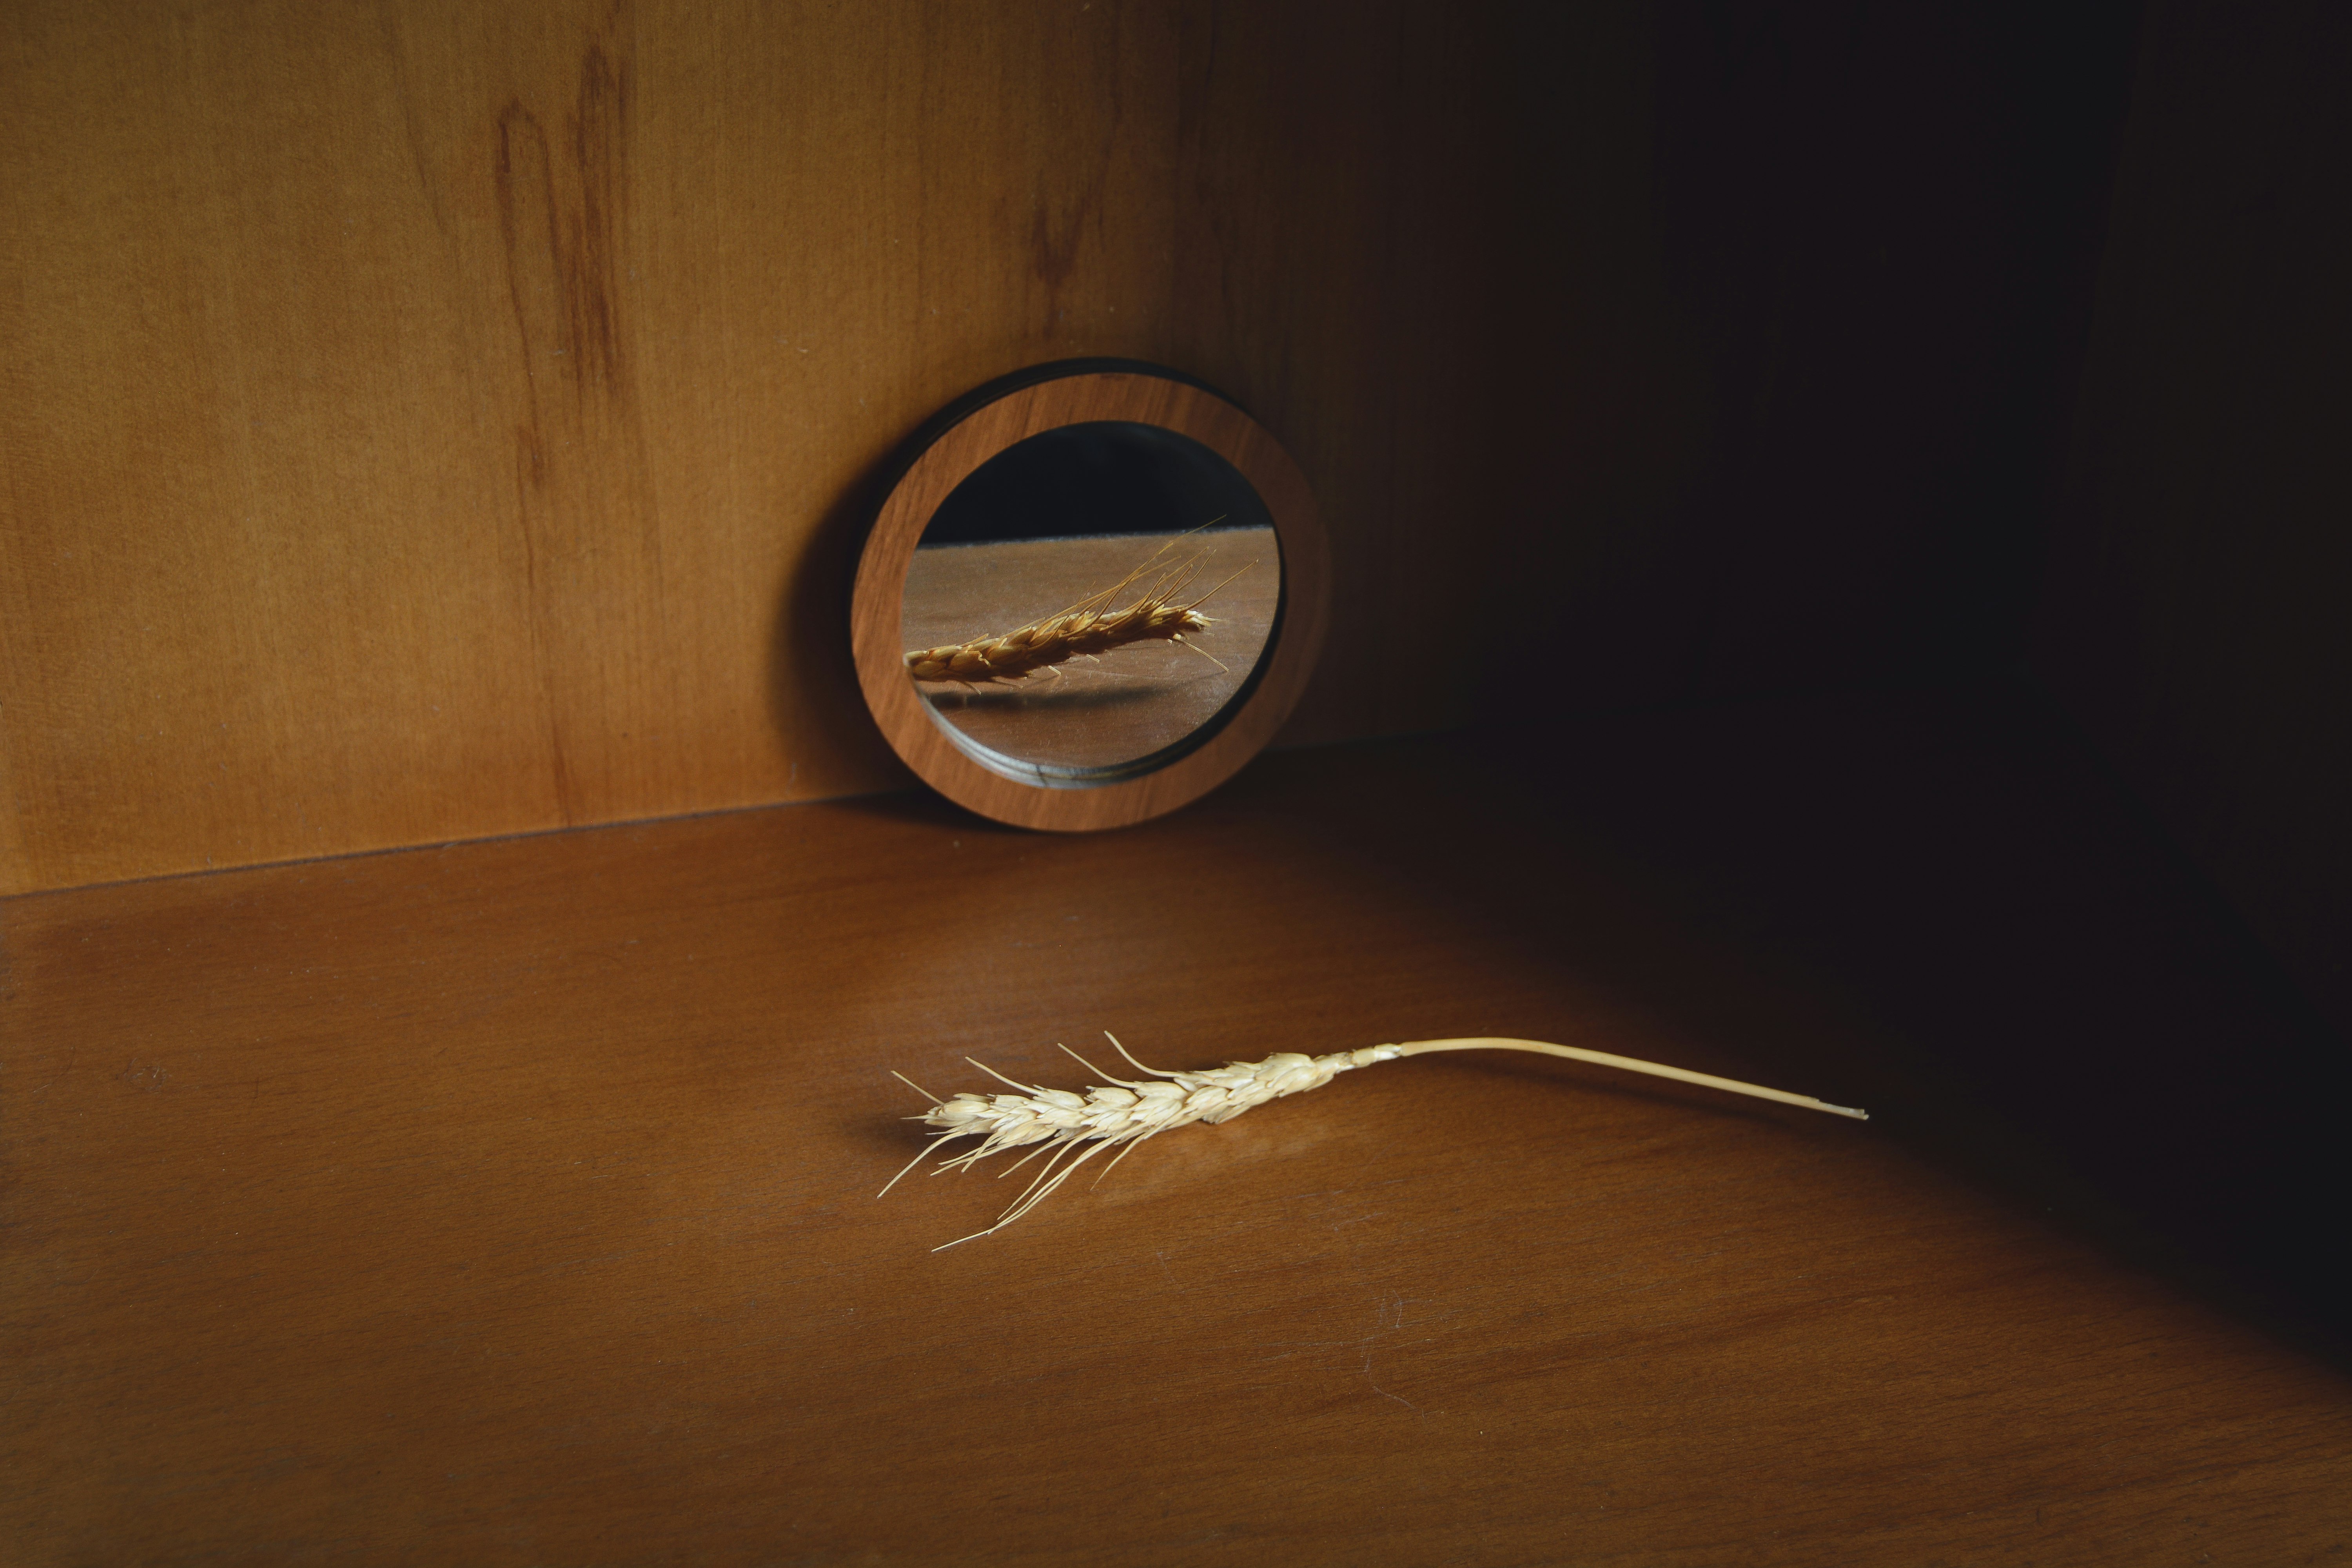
left=851, top=362, right=1328, bottom=831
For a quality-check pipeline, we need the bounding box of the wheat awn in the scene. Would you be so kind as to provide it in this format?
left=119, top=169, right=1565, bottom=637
left=882, top=1034, right=1866, bottom=1249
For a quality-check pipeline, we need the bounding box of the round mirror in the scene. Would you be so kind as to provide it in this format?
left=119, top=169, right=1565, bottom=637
left=902, top=423, right=1279, bottom=776
left=852, top=361, right=1327, bottom=831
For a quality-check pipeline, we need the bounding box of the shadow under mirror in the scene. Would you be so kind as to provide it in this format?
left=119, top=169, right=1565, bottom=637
left=900, top=421, right=1281, bottom=779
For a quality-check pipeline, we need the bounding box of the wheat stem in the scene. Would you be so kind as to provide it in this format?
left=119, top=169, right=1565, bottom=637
left=1388, top=1038, right=1868, bottom=1119
left=883, top=1034, right=1866, bottom=1248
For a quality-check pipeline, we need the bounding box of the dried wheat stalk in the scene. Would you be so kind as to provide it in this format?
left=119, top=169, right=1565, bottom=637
left=905, top=544, right=1246, bottom=686
left=882, top=1034, right=1867, bottom=1249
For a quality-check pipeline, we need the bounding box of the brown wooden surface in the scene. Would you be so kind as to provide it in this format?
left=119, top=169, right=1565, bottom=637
left=905, top=528, right=1280, bottom=771
left=7, top=714, right=2348, bottom=1566
left=853, top=372, right=1325, bottom=829
left=0, top=0, right=1512, bottom=895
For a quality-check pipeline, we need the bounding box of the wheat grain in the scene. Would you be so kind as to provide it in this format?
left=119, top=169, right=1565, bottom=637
left=882, top=1034, right=1866, bottom=1249
left=905, top=543, right=1247, bottom=686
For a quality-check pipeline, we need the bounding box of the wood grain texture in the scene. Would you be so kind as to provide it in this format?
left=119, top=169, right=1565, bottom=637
left=5, top=717, right=2348, bottom=1566
left=1170, top=0, right=1514, bottom=747
left=0, top=0, right=1514, bottom=893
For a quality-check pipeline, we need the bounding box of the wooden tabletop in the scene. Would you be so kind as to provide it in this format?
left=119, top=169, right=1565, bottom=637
left=6, top=706, right=2348, bottom=1565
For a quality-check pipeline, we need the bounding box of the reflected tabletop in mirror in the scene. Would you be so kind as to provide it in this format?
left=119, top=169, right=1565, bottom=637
left=851, top=361, right=1328, bottom=832
left=900, top=421, right=1281, bottom=777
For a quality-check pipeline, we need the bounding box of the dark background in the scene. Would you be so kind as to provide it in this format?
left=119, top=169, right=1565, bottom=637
left=1485, top=1, right=2351, bottom=1339
left=918, top=420, right=1276, bottom=546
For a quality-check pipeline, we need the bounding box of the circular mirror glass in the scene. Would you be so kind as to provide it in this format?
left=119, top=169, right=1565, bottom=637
left=851, top=361, right=1327, bottom=832
left=899, top=422, right=1280, bottom=781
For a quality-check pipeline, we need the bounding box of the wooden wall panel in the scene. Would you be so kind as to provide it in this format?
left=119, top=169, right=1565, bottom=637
left=0, top=0, right=1515, bottom=893
left=1485, top=3, right=2142, bottom=713
left=1172, top=2, right=1511, bottom=745
left=2035, top=2, right=2352, bottom=1040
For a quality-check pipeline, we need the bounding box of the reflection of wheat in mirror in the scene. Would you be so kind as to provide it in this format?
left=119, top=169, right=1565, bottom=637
left=905, top=534, right=1255, bottom=688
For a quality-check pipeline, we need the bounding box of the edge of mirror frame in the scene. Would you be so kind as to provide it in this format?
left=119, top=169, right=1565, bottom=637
left=850, top=362, right=1329, bottom=831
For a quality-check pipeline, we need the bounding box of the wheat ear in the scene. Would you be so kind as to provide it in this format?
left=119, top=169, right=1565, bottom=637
left=906, top=543, right=1249, bottom=686
left=881, top=1034, right=1866, bottom=1249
